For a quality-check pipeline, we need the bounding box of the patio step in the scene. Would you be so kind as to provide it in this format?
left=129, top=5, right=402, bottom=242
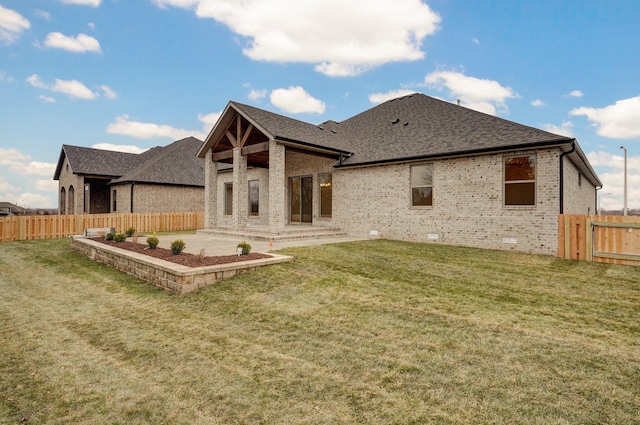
left=197, top=226, right=348, bottom=241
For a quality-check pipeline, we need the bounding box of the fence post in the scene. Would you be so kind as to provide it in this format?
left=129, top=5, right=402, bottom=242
left=585, top=217, right=593, bottom=261
left=564, top=215, right=571, bottom=259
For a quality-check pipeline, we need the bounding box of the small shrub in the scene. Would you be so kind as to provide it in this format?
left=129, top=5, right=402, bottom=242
left=125, top=227, right=136, bottom=237
left=170, top=239, right=186, bottom=255
left=114, top=233, right=127, bottom=243
left=237, top=241, right=251, bottom=255
left=147, top=233, right=159, bottom=249
left=105, top=232, right=115, bottom=241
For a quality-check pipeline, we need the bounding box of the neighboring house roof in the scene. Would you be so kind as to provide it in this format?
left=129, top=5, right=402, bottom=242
left=53, top=145, right=150, bottom=180
left=53, top=137, right=206, bottom=187
left=0, top=202, right=33, bottom=216
left=110, top=137, right=205, bottom=186
left=198, top=93, right=601, bottom=187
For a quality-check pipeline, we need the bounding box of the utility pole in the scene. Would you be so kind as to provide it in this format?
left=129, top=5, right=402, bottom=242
left=620, top=146, right=628, bottom=216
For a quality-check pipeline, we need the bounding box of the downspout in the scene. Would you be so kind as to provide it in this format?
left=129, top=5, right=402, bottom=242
left=558, top=139, right=576, bottom=214
left=130, top=182, right=134, bottom=213
left=594, top=185, right=603, bottom=215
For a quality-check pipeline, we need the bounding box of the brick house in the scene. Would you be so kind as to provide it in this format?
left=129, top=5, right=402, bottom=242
left=197, top=94, right=601, bottom=255
left=54, top=137, right=204, bottom=214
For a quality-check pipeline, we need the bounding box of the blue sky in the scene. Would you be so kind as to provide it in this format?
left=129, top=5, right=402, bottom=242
left=1, top=0, right=639, bottom=210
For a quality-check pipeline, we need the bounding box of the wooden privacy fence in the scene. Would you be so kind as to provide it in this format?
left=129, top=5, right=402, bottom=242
left=559, top=214, right=640, bottom=266
left=0, top=212, right=204, bottom=243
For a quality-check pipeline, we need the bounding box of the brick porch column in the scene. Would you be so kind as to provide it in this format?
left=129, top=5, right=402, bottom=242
left=268, top=139, right=286, bottom=234
left=232, top=147, right=248, bottom=230
left=204, top=149, right=217, bottom=229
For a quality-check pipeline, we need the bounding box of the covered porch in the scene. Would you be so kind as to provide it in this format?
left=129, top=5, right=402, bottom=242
left=197, top=102, right=348, bottom=238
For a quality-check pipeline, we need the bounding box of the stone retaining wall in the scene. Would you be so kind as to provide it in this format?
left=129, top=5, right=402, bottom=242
left=71, top=237, right=294, bottom=294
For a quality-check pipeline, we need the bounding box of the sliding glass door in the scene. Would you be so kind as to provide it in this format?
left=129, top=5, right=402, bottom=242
left=290, top=176, right=312, bottom=223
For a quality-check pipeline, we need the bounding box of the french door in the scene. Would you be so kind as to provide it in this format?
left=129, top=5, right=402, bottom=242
left=290, top=176, right=312, bottom=223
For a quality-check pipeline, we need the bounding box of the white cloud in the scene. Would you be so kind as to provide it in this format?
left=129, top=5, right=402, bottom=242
left=106, top=111, right=222, bottom=141
left=26, top=74, right=99, bottom=99
left=34, top=179, right=58, bottom=192
left=248, top=89, right=267, bottom=101
left=153, top=0, right=199, bottom=7
left=99, top=85, right=117, bottom=99
left=106, top=115, right=208, bottom=140
left=39, top=95, right=57, bottom=103
left=43, top=32, right=101, bottom=53
left=0, top=177, right=20, bottom=193
left=270, top=86, right=325, bottom=114
left=369, top=89, right=418, bottom=105
left=4, top=192, right=55, bottom=209
left=570, top=95, right=640, bottom=139
left=58, top=0, right=102, bottom=6
left=542, top=121, right=574, bottom=138
left=153, top=0, right=441, bottom=77
left=25, top=74, right=46, bottom=88
left=0, top=5, right=30, bottom=44
left=568, top=90, right=583, bottom=97
left=0, top=148, right=56, bottom=177
left=531, top=99, right=544, bottom=107
left=198, top=111, right=222, bottom=128
left=587, top=150, right=640, bottom=210
left=35, top=10, right=51, bottom=20
left=425, top=71, right=517, bottom=115
left=24, top=161, right=57, bottom=177
left=0, top=71, right=14, bottom=83
left=0, top=149, right=57, bottom=209
left=0, top=147, right=30, bottom=165
left=52, top=78, right=97, bottom=99
left=472, top=37, right=480, bottom=45
left=91, top=143, right=147, bottom=154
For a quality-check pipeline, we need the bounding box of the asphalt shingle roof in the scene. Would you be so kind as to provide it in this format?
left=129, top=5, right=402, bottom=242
left=228, top=94, right=572, bottom=166
left=335, top=94, right=571, bottom=166
left=54, top=137, right=205, bottom=187
left=54, top=145, right=144, bottom=180
left=111, top=137, right=204, bottom=186
left=231, top=101, right=344, bottom=150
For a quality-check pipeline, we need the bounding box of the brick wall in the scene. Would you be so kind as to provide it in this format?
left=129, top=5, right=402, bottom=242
left=562, top=157, right=597, bottom=215
left=332, top=148, right=587, bottom=255
left=216, top=168, right=270, bottom=227
left=203, top=145, right=596, bottom=255
left=213, top=148, right=335, bottom=229
left=285, top=150, right=336, bottom=226
left=110, top=183, right=204, bottom=213
left=57, top=156, right=85, bottom=215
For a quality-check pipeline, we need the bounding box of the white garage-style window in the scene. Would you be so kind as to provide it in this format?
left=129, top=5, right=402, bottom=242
left=504, top=155, right=536, bottom=206
left=411, top=163, right=433, bottom=207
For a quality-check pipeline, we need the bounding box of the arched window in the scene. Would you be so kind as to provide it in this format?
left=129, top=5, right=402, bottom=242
left=68, top=186, right=75, bottom=214
left=60, top=187, right=66, bottom=215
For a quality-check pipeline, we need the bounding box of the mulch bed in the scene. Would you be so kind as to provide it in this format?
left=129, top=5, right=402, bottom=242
left=94, top=238, right=271, bottom=267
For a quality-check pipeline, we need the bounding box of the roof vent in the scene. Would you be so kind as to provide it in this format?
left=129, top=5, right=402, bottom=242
left=457, top=99, right=461, bottom=106
left=318, top=125, right=325, bottom=130
left=330, top=129, right=337, bottom=134
left=391, top=118, right=400, bottom=124
left=404, top=122, right=409, bottom=126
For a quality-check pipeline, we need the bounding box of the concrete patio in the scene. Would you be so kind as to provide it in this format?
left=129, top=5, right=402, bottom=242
left=150, top=232, right=364, bottom=257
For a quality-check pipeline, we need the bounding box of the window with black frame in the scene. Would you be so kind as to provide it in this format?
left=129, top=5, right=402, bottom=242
left=411, top=164, right=433, bottom=207
left=504, top=155, right=536, bottom=206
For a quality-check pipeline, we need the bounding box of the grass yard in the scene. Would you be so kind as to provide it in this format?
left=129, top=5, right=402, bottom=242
left=0, top=238, right=638, bottom=424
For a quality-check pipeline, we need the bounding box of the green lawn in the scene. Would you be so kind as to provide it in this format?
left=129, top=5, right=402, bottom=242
left=1, top=238, right=638, bottom=424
